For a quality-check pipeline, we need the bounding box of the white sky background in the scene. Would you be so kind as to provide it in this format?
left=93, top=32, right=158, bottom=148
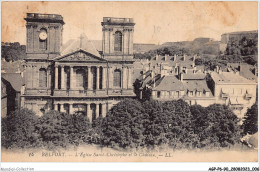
left=1, top=1, right=258, bottom=45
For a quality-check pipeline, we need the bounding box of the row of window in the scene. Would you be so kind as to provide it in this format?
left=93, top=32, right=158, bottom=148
left=154, top=90, right=210, bottom=98
left=38, top=68, right=122, bottom=88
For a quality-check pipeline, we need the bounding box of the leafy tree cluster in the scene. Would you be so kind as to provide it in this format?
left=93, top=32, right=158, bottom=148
left=1, top=109, right=97, bottom=149
left=1, top=42, right=26, bottom=62
left=2, top=99, right=250, bottom=150
left=242, top=103, right=258, bottom=135
left=225, top=36, right=258, bottom=56
left=133, top=79, right=152, bottom=102
left=195, top=54, right=257, bottom=70
left=100, top=99, right=242, bottom=150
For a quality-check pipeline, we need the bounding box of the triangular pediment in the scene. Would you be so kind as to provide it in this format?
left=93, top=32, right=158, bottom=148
left=55, top=49, right=105, bottom=62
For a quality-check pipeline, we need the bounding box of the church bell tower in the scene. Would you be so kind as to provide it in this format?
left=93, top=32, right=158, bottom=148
left=24, top=13, right=64, bottom=60
left=101, top=17, right=135, bottom=60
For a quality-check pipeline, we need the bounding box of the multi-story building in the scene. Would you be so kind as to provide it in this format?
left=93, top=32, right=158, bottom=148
left=138, top=63, right=257, bottom=118
left=139, top=69, right=215, bottom=107
left=21, top=13, right=135, bottom=122
left=209, top=70, right=257, bottom=118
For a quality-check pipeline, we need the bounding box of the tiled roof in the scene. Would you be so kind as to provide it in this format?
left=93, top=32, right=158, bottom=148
left=153, top=75, right=185, bottom=91
left=226, top=63, right=257, bottom=82
left=183, top=80, right=211, bottom=92
left=183, top=73, right=205, bottom=80
left=1, top=73, right=24, bottom=92
left=211, top=71, right=255, bottom=84
left=61, top=33, right=101, bottom=57
left=150, top=55, right=195, bottom=68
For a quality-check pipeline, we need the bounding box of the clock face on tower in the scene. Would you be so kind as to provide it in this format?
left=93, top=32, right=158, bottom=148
left=39, top=29, right=47, bottom=40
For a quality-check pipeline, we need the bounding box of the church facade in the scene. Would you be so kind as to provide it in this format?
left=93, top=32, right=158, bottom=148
left=21, top=13, right=135, bottom=122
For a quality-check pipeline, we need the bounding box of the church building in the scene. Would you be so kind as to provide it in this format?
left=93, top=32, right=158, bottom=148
left=21, top=13, right=135, bottom=122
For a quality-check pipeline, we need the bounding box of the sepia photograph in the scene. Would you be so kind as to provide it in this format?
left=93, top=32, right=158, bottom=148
left=0, top=1, right=259, bottom=169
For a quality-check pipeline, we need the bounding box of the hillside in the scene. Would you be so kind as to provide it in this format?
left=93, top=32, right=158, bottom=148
left=134, top=37, right=221, bottom=59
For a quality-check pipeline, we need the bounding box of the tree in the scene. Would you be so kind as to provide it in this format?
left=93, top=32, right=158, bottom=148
left=1, top=42, right=26, bottom=61
left=68, top=113, right=92, bottom=146
left=190, top=104, right=241, bottom=148
left=101, top=99, right=148, bottom=149
left=242, top=103, right=258, bottom=135
left=1, top=108, right=40, bottom=149
left=143, top=99, right=198, bottom=149
left=133, top=79, right=142, bottom=99
left=36, top=110, right=73, bottom=148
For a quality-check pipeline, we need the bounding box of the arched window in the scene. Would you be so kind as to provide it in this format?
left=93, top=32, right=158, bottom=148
left=39, top=28, right=47, bottom=50
left=114, top=31, right=122, bottom=52
left=76, top=69, right=86, bottom=88
left=39, top=68, right=47, bottom=87
left=113, top=69, right=121, bottom=87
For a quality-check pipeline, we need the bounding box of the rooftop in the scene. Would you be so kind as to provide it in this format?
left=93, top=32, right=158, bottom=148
left=102, top=17, right=135, bottom=26
left=149, top=54, right=195, bottom=68
left=153, top=75, right=185, bottom=91
left=1, top=73, right=24, bottom=92
left=25, top=13, right=64, bottom=24
left=60, top=33, right=101, bottom=57
left=152, top=75, right=213, bottom=97
left=211, top=71, right=256, bottom=84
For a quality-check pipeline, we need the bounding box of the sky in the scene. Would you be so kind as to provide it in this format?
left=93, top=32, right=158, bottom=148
left=1, top=1, right=258, bottom=45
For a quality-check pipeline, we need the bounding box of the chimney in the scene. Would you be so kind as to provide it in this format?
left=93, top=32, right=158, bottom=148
left=193, top=54, right=196, bottom=61
left=183, top=54, right=186, bottom=61
left=174, top=54, right=177, bottom=61
left=164, top=54, right=168, bottom=61
left=177, top=66, right=180, bottom=75
left=142, top=73, right=146, bottom=79
left=151, top=71, right=154, bottom=78
left=155, top=54, right=159, bottom=61
left=192, top=62, right=195, bottom=68
left=179, top=72, right=183, bottom=82
left=184, top=68, right=187, bottom=74
left=216, top=65, right=219, bottom=73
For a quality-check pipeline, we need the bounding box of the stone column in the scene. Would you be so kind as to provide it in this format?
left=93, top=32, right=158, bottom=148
left=55, top=66, right=58, bottom=89
left=96, top=104, right=100, bottom=118
left=128, top=67, right=132, bottom=89
left=69, top=104, right=73, bottom=114
left=123, top=67, right=127, bottom=89
left=70, top=66, right=74, bottom=89
left=102, top=67, right=107, bottom=89
left=109, top=67, right=113, bottom=88
left=102, top=103, right=107, bottom=117
left=61, top=66, right=65, bottom=89
left=31, top=65, right=34, bottom=88
left=47, top=68, right=51, bottom=89
left=60, top=104, right=64, bottom=113
left=108, top=103, right=113, bottom=111
left=87, top=103, right=92, bottom=122
left=54, top=104, right=58, bottom=111
left=88, top=67, right=92, bottom=90
left=96, top=67, right=100, bottom=90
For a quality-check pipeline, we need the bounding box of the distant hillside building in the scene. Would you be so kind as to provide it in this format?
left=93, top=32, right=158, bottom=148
left=220, top=30, right=258, bottom=53
left=22, top=13, right=135, bottom=121
left=221, top=30, right=258, bottom=44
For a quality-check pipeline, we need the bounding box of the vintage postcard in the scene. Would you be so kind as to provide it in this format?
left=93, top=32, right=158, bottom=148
left=1, top=1, right=258, bottom=166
